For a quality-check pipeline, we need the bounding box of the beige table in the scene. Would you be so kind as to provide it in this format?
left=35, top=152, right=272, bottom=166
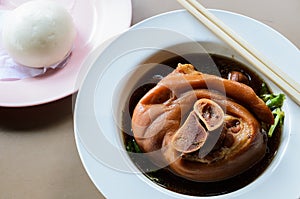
left=0, top=0, right=299, bottom=198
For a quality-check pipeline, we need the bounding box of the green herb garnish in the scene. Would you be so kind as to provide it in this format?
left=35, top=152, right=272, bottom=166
left=268, top=108, right=285, bottom=137
left=261, top=93, right=285, bottom=109
left=260, top=82, right=269, bottom=96
left=126, top=139, right=142, bottom=153
left=260, top=87, right=285, bottom=137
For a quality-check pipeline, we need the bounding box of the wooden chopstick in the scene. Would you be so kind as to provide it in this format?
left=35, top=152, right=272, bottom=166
left=177, top=0, right=300, bottom=106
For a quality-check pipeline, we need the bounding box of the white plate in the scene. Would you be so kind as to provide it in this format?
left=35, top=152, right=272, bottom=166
left=0, top=0, right=131, bottom=107
left=74, top=9, right=300, bottom=199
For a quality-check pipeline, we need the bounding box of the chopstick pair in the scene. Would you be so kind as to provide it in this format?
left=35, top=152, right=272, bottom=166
left=177, top=0, right=300, bottom=106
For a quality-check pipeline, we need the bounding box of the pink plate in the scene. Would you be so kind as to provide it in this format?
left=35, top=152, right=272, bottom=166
left=0, top=0, right=132, bottom=107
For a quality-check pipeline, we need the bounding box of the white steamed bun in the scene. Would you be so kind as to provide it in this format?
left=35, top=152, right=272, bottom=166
left=2, top=0, right=76, bottom=68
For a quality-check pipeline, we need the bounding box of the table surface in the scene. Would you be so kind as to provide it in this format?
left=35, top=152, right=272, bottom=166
left=0, top=0, right=299, bottom=198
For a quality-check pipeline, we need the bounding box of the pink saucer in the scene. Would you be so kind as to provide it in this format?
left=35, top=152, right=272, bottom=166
left=0, top=0, right=132, bottom=107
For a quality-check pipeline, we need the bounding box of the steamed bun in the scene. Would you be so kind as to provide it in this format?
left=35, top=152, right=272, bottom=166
left=2, top=0, right=76, bottom=68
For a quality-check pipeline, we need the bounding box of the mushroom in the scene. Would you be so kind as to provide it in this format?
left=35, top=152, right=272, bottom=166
left=228, top=71, right=249, bottom=85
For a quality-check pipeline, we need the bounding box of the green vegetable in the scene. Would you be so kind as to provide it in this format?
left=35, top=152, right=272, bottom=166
left=260, top=82, right=269, bottom=96
left=261, top=93, right=285, bottom=109
left=268, top=108, right=285, bottom=137
left=126, top=139, right=142, bottom=153
left=260, top=88, right=285, bottom=137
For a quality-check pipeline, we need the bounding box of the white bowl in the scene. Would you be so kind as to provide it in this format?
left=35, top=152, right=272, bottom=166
left=74, top=9, right=300, bottom=199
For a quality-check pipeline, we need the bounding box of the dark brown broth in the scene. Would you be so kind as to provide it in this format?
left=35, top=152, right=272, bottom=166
left=122, top=53, right=281, bottom=196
